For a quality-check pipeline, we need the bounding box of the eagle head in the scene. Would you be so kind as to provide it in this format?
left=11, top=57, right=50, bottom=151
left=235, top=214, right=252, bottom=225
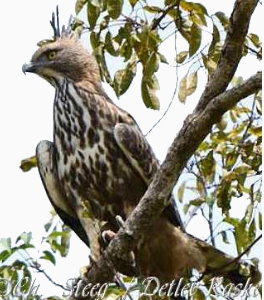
left=22, top=22, right=100, bottom=85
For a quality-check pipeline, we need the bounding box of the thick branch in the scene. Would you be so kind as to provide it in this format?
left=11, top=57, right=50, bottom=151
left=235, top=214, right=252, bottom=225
left=73, top=72, right=261, bottom=297
left=196, top=0, right=258, bottom=112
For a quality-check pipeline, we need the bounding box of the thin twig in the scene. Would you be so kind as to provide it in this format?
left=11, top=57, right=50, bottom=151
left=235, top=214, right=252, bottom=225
left=145, top=31, right=179, bottom=136
left=30, top=261, right=68, bottom=291
left=221, top=234, right=262, bottom=270
left=194, top=154, right=216, bottom=247
left=244, top=45, right=262, bottom=59
left=151, top=1, right=180, bottom=30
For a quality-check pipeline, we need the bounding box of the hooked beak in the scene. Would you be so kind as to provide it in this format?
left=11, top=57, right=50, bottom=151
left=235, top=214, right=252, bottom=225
left=22, top=62, right=40, bottom=74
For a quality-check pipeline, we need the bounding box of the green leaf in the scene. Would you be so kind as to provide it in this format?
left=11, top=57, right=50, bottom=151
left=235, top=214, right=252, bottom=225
left=0, top=250, right=11, bottom=262
left=235, top=219, right=247, bottom=254
left=141, top=28, right=161, bottom=52
left=144, top=52, right=159, bottom=78
left=186, top=71, right=198, bottom=96
left=178, top=76, right=187, bottom=102
left=245, top=203, right=254, bottom=223
left=94, top=46, right=112, bottom=83
left=181, top=1, right=208, bottom=16
left=248, top=33, right=261, bottom=48
left=114, top=59, right=137, bottom=96
left=48, top=231, right=69, bottom=239
left=180, top=1, right=197, bottom=12
left=16, top=232, right=32, bottom=245
left=40, top=250, right=56, bottom=265
left=216, top=180, right=231, bottom=213
left=90, top=0, right=100, bottom=7
left=258, top=212, right=262, bottom=230
left=178, top=72, right=198, bottom=102
left=184, top=203, right=191, bottom=215
left=229, top=109, right=237, bottom=123
left=141, top=78, right=160, bottom=110
left=75, top=0, right=88, bottom=14
left=158, top=52, right=168, bottom=64
left=248, top=126, right=262, bottom=137
left=248, top=221, right=256, bottom=245
left=177, top=182, right=186, bottom=203
left=196, top=178, right=204, bottom=195
left=107, top=0, right=123, bottom=19
left=192, top=288, right=206, bottom=300
left=193, top=3, right=208, bottom=15
left=165, top=0, right=177, bottom=5
left=143, top=5, right=162, bottom=13
left=105, top=31, right=119, bottom=56
left=208, top=25, right=220, bottom=58
left=220, top=231, right=230, bottom=244
left=61, top=226, right=71, bottom=257
left=46, top=229, right=72, bottom=257
left=202, top=54, right=217, bottom=74
left=20, top=156, right=37, bottom=172
left=198, top=141, right=210, bottom=151
left=215, top=11, right=229, bottom=30
left=167, top=8, right=179, bottom=19
left=225, top=152, right=238, bottom=171
left=189, top=12, right=207, bottom=27
left=189, top=198, right=204, bottom=206
left=90, top=32, right=100, bottom=49
left=189, top=23, right=201, bottom=57
left=129, top=0, right=139, bottom=6
left=44, top=219, right=54, bottom=232
left=176, top=51, right=188, bottom=63
left=87, top=1, right=100, bottom=30
left=0, top=238, right=11, bottom=251
left=119, top=41, right=133, bottom=61
left=19, top=244, right=35, bottom=250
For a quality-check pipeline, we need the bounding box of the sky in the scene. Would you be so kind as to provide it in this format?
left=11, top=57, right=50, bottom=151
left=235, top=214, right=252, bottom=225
left=0, top=0, right=262, bottom=298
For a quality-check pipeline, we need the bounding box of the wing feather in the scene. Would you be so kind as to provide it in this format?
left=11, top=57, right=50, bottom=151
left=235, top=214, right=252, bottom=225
left=114, top=123, right=183, bottom=228
left=36, top=140, right=90, bottom=247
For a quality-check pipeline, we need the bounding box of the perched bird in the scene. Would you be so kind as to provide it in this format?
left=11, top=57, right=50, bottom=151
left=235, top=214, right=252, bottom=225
left=22, top=14, right=260, bottom=284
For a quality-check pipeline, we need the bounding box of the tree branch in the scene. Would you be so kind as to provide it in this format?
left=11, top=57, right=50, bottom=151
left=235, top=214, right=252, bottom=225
left=196, top=0, right=259, bottom=112
left=30, top=261, right=68, bottom=291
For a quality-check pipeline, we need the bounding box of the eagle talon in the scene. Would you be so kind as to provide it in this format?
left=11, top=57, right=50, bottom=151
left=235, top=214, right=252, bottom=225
left=89, top=254, right=98, bottom=266
left=101, top=230, right=116, bottom=245
left=116, top=215, right=125, bottom=228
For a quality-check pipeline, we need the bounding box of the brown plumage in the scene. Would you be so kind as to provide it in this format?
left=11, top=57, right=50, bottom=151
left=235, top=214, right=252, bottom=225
left=22, top=23, right=260, bottom=285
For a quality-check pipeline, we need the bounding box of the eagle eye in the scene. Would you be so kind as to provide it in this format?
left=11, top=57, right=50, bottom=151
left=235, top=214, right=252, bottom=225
left=46, top=50, right=57, bottom=61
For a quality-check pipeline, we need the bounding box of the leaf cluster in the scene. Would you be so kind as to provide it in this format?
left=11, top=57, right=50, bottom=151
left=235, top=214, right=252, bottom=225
left=178, top=94, right=261, bottom=257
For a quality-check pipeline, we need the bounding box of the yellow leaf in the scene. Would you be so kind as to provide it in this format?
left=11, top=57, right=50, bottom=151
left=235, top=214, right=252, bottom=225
left=248, top=126, right=262, bottom=137
left=186, top=71, right=198, bottom=96
left=20, top=156, right=37, bottom=172
left=176, top=51, right=188, bottom=63
left=178, top=76, right=187, bottom=102
left=75, top=0, right=87, bottom=14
